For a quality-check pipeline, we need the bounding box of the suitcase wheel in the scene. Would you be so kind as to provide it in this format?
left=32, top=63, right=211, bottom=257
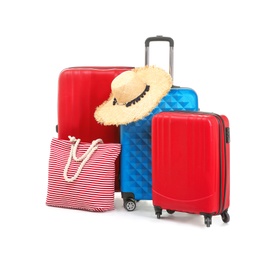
left=154, top=206, right=162, bottom=219
left=221, top=210, right=230, bottom=223
left=166, top=209, right=175, bottom=214
left=124, top=198, right=136, bottom=211
left=204, top=215, right=212, bottom=227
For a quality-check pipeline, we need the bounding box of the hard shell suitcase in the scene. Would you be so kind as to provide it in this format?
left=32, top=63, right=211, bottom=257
left=120, top=36, right=199, bottom=211
left=57, top=66, right=133, bottom=191
left=152, top=111, right=230, bottom=227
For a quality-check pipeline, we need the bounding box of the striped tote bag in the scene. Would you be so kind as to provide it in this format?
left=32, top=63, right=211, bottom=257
left=46, top=136, right=121, bottom=212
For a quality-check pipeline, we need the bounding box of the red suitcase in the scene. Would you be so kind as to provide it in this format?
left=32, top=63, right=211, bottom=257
left=57, top=66, right=133, bottom=191
left=152, top=111, right=230, bottom=227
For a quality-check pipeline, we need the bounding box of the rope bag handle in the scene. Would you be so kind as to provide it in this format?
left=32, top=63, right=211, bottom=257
left=63, top=136, right=103, bottom=182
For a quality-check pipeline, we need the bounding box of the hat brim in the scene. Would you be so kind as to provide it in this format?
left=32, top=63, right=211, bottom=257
left=94, top=66, right=172, bottom=126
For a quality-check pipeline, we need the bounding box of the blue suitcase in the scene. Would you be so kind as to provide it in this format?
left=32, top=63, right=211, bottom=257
left=120, top=36, right=199, bottom=211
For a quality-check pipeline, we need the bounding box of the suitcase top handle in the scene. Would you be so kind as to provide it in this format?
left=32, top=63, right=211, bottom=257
left=145, top=35, right=174, bottom=78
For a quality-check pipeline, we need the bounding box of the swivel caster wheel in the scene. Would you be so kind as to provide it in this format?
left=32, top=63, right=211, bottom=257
left=124, top=198, right=136, bottom=211
left=156, top=212, right=162, bottom=219
left=204, top=215, right=212, bottom=227
left=154, top=206, right=162, bottom=219
left=221, top=210, right=230, bottom=223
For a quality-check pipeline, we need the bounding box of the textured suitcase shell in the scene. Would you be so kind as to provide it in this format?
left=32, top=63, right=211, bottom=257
left=57, top=66, right=133, bottom=191
left=152, top=111, right=230, bottom=227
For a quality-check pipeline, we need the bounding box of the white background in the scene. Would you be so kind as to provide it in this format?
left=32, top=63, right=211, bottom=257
left=1, top=0, right=277, bottom=259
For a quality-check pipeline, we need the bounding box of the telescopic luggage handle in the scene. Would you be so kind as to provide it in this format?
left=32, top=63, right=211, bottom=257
left=145, top=35, right=174, bottom=78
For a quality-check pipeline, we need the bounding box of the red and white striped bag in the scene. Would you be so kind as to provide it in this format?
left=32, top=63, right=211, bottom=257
left=46, top=136, right=121, bottom=212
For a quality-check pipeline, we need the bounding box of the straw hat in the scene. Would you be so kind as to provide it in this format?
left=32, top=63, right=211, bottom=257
left=94, top=66, right=172, bottom=126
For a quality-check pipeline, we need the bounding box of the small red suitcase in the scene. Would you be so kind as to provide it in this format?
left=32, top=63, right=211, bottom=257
left=57, top=66, right=133, bottom=191
left=152, top=111, right=230, bottom=227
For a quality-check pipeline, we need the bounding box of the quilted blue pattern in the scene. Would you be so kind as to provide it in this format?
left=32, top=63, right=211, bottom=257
left=120, top=87, right=199, bottom=200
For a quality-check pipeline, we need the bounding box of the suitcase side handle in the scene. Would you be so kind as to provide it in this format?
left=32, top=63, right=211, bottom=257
left=145, top=35, right=174, bottom=78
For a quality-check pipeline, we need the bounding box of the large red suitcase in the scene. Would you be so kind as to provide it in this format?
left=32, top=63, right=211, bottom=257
left=152, top=111, right=230, bottom=227
left=57, top=66, right=133, bottom=191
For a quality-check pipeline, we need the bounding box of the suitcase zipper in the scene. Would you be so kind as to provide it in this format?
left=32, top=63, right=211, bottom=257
left=210, top=113, right=228, bottom=215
